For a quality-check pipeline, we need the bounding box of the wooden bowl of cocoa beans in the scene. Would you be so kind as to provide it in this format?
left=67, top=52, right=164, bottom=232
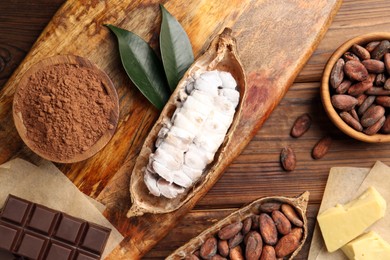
left=321, top=32, right=390, bottom=142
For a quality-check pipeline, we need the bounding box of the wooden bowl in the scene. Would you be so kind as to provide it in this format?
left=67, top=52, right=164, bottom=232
left=13, top=55, right=119, bottom=163
left=321, top=32, right=390, bottom=143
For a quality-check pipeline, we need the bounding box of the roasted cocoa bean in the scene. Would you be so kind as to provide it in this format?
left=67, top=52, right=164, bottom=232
left=290, top=113, right=311, bottom=137
left=356, top=94, right=368, bottom=106
left=344, top=60, right=368, bottom=81
left=366, top=87, right=390, bottom=95
left=381, top=115, right=390, bottom=133
left=331, top=94, right=358, bottom=110
left=312, top=136, right=332, bottom=160
left=259, top=214, right=278, bottom=245
left=245, top=231, right=263, bottom=260
left=210, top=254, right=227, bottom=260
left=259, top=202, right=282, bottom=213
left=335, top=80, right=352, bottom=94
left=229, top=246, right=244, bottom=260
left=376, top=96, right=390, bottom=107
left=271, top=210, right=291, bottom=235
left=375, top=73, right=387, bottom=86
left=218, top=222, right=243, bottom=240
left=340, top=111, right=363, bottom=131
left=365, top=41, right=380, bottom=52
left=351, top=44, right=370, bottom=60
left=330, top=58, right=345, bottom=88
left=362, top=59, right=385, bottom=73
left=350, top=109, right=359, bottom=121
left=228, top=232, right=244, bottom=249
left=358, top=95, right=375, bottom=116
left=217, top=239, right=229, bottom=257
left=347, top=79, right=373, bottom=96
left=200, top=237, right=218, bottom=259
left=385, top=53, right=390, bottom=74
left=280, top=204, right=303, bottom=227
left=343, top=51, right=360, bottom=61
left=185, top=254, right=200, bottom=260
left=361, top=105, right=385, bottom=127
left=251, top=215, right=260, bottom=230
left=260, top=245, right=277, bottom=260
left=364, top=116, right=386, bottom=135
left=384, top=79, right=390, bottom=90
left=290, top=227, right=303, bottom=241
left=280, top=146, right=296, bottom=172
left=371, top=40, right=390, bottom=60
left=242, top=217, right=252, bottom=235
left=275, top=232, right=301, bottom=258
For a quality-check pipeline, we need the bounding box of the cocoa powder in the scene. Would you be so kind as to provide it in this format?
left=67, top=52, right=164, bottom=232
left=14, top=63, right=115, bottom=161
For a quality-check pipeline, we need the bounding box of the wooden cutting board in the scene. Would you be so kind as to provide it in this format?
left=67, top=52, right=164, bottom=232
left=0, top=0, right=342, bottom=259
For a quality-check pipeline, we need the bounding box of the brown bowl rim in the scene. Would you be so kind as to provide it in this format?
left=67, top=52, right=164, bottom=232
left=321, top=32, right=390, bottom=143
left=12, top=55, right=120, bottom=163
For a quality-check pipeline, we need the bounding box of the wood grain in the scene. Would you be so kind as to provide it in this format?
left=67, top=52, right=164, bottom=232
left=0, top=0, right=348, bottom=259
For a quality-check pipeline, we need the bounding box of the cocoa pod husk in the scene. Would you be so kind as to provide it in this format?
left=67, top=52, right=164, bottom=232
left=272, top=210, right=291, bottom=235
left=217, top=239, right=229, bottom=257
left=331, top=94, right=358, bottom=110
left=364, top=115, right=385, bottom=135
left=371, top=40, right=390, bottom=60
left=245, top=231, right=263, bottom=260
left=344, top=60, right=368, bottom=81
left=312, top=136, right=332, bottom=160
left=290, top=113, right=311, bottom=137
left=259, top=213, right=278, bottom=245
left=362, top=59, right=385, bottom=73
left=358, top=95, right=375, bottom=116
left=340, top=111, right=363, bottom=132
left=330, top=58, right=345, bottom=89
left=200, top=237, right=218, bottom=259
left=260, top=245, right=277, bottom=260
left=361, top=105, right=385, bottom=127
left=280, top=146, right=296, bottom=172
left=351, top=44, right=370, bottom=60
left=218, top=222, right=243, bottom=240
left=280, top=204, right=304, bottom=227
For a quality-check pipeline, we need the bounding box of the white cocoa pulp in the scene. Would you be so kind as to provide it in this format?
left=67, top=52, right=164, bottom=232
left=144, top=70, right=239, bottom=199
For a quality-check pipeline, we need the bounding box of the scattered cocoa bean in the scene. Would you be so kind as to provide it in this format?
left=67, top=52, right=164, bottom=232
left=245, top=231, right=263, bottom=260
left=385, top=53, right=390, bottom=74
left=242, top=217, right=252, bottom=235
left=381, top=116, right=390, bottom=133
left=218, top=222, right=243, bottom=240
left=280, top=146, right=296, bottom=172
left=375, top=96, right=390, bottom=107
left=335, top=79, right=352, bottom=94
left=290, top=113, right=311, bottom=137
left=312, top=136, right=332, bottom=160
left=340, top=111, right=363, bottom=131
left=259, top=202, right=282, bottom=213
left=260, top=245, right=277, bottom=260
left=371, top=40, right=390, bottom=60
left=259, top=214, right=278, bottom=246
left=365, top=41, right=380, bottom=52
left=364, top=115, right=386, bottom=135
left=358, top=95, right=375, bottom=116
left=344, top=60, right=368, bottom=81
left=229, top=232, right=244, bottom=249
left=281, top=204, right=303, bottom=227
left=271, top=210, right=291, bottom=235
left=217, top=239, right=229, bottom=257
left=361, top=105, right=385, bottom=127
left=229, top=246, right=244, bottom=260
left=362, top=59, right=385, bottom=73
left=330, top=58, right=345, bottom=88
left=331, top=94, right=358, bottom=110
left=200, top=237, right=218, bottom=259
left=351, top=44, right=370, bottom=60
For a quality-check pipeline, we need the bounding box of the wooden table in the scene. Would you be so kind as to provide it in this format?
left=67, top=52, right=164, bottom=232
left=1, top=0, right=390, bottom=259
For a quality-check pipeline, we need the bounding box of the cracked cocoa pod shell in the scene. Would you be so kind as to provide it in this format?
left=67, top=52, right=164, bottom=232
left=166, top=192, right=309, bottom=260
left=127, top=28, right=247, bottom=217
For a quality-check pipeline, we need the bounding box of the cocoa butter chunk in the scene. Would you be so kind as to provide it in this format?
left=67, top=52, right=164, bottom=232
left=342, top=231, right=390, bottom=260
left=218, top=222, right=243, bottom=240
left=344, top=60, right=368, bottom=81
left=331, top=94, right=358, bottom=111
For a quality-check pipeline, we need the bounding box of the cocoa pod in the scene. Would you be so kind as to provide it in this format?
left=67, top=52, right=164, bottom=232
left=259, top=213, right=278, bottom=245
left=272, top=210, right=291, bottom=235
left=312, top=136, right=332, bottom=160
left=260, top=245, right=277, bottom=260
left=251, top=215, right=260, bottom=230
left=364, top=116, right=385, bottom=135
left=274, top=232, right=300, bottom=258
left=228, top=232, right=244, bottom=248
left=351, top=44, right=370, bottom=60
left=210, top=254, right=227, bottom=260
left=229, top=246, right=244, bottom=260
left=385, top=78, right=390, bottom=90
left=340, top=111, right=363, bottom=132
left=280, top=146, right=296, bottom=172
left=376, top=96, right=390, bottom=107
left=280, top=204, right=303, bottom=227
left=381, top=115, right=390, bottom=134
left=290, top=113, right=311, bottom=137
left=344, top=60, right=368, bottom=81
left=335, top=80, right=352, bottom=94
left=358, top=95, right=375, bottom=116
left=365, top=41, right=380, bottom=52
left=384, top=53, right=390, bottom=74
left=200, top=237, right=218, bottom=259
left=343, top=51, right=360, bottom=61
left=259, top=202, right=282, bottom=213
left=242, top=217, right=252, bottom=235
left=362, top=59, right=385, bottom=73
left=330, top=58, right=345, bottom=88
left=365, top=87, right=390, bottom=95
left=347, top=79, right=373, bottom=96
left=217, top=240, right=229, bottom=257
left=361, top=105, right=385, bottom=127
left=356, top=94, right=367, bottom=106
left=371, top=40, right=390, bottom=60
left=245, top=231, right=263, bottom=260
left=331, top=94, right=358, bottom=110
left=375, top=73, right=386, bottom=86
left=218, top=222, right=243, bottom=240
left=350, top=109, right=359, bottom=121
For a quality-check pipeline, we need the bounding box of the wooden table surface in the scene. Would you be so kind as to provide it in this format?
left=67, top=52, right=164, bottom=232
left=1, top=0, right=390, bottom=259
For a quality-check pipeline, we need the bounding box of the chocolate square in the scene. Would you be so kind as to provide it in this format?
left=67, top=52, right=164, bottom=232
left=0, top=224, right=19, bottom=250
left=80, top=223, right=110, bottom=254
left=16, top=233, right=47, bottom=259
left=54, top=214, right=84, bottom=244
left=45, top=242, right=73, bottom=260
left=27, top=205, right=58, bottom=235
left=1, top=196, right=30, bottom=224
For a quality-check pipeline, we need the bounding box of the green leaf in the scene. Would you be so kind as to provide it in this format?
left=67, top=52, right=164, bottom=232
left=106, top=24, right=170, bottom=110
left=160, top=4, right=194, bottom=92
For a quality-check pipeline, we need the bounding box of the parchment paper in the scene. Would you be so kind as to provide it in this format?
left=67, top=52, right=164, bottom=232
left=0, top=159, right=123, bottom=258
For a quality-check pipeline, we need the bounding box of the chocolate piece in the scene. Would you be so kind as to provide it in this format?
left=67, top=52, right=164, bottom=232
left=0, top=195, right=111, bottom=260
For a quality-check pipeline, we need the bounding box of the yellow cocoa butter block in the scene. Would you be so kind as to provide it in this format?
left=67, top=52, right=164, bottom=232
left=342, top=231, right=390, bottom=260
left=317, top=186, right=386, bottom=252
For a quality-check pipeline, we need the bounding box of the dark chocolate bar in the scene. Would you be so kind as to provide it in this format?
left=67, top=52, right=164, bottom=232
left=0, top=195, right=111, bottom=260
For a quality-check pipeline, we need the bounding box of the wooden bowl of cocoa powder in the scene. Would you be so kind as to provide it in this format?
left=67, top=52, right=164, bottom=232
left=13, top=55, right=119, bottom=163
left=322, top=32, right=390, bottom=143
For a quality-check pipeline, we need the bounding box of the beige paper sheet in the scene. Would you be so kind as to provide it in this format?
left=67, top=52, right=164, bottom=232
left=308, top=167, right=370, bottom=260
left=0, top=159, right=123, bottom=258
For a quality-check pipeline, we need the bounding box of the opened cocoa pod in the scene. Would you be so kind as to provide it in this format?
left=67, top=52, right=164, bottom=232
left=167, top=192, right=309, bottom=260
left=127, top=28, right=247, bottom=217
